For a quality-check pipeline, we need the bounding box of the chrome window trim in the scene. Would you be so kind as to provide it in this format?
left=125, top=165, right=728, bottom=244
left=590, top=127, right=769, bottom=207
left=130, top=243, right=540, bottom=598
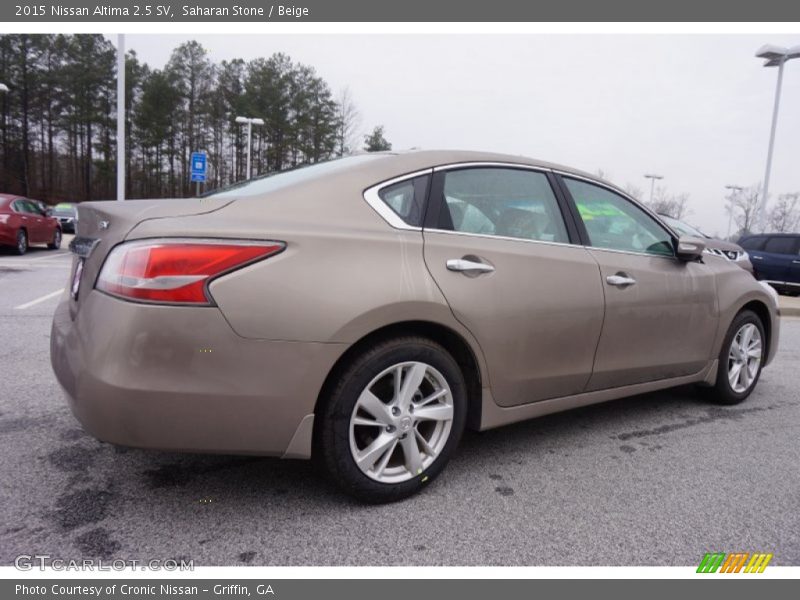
left=433, top=161, right=552, bottom=174
left=423, top=227, right=585, bottom=250
left=362, top=168, right=433, bottom=231
left=585, top=245, right=683, bottom=262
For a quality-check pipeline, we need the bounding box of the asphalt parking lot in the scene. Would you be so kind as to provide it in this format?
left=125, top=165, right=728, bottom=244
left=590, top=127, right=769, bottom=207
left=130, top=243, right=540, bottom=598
left=1, top=237, right=799, bottom=566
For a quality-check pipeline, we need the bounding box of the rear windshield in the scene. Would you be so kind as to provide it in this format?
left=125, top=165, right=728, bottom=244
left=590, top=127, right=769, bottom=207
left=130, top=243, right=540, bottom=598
left=205, top=154, right=383, bottom=198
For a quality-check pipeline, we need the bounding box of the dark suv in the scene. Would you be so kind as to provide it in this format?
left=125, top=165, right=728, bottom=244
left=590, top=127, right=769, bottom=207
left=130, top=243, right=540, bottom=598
left=739, top=233, right=800, bottom=296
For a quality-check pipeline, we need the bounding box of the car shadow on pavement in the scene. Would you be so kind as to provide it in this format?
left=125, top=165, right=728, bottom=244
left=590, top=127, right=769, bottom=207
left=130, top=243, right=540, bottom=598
left=75, top=382, right=764, bottom=510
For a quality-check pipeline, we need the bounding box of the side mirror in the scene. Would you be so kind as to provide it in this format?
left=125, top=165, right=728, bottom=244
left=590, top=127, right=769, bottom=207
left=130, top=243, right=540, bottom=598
left=676, top=236, right=706, bottom=261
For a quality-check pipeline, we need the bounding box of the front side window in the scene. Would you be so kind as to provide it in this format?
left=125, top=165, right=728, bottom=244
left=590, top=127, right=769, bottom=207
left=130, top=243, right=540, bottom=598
left=435, top=167, right=569, bottom=244
left=564, top=178, right=674, bottom=257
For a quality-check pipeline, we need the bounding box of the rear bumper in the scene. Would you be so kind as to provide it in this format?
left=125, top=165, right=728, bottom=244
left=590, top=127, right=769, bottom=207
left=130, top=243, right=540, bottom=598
left=50, top=290, right=346, bottom=457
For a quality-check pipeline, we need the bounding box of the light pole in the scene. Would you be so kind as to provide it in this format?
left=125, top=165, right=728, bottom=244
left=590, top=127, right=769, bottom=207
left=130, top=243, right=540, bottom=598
left=235, top=116, right=264, bottom=180
left=725, top=185, right=744, bottom=238
left=644, top=174, right=663, bottom=204
left=754, top=44, right=800, bottom=231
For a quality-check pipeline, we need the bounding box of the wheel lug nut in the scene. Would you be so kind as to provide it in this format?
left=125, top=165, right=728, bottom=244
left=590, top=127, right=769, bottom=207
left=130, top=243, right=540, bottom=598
left=391, top=407, right=400, bottom=416
left=386, top=425, right=396, bottom=433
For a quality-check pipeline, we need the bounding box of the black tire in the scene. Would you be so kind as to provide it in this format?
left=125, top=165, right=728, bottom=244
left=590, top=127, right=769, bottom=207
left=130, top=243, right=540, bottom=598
left=316, top=336, right=467, bottom=503
left=47, top=228, right=61, bottom=250
left=14, top=229, right=28, bottom=255
left=706, top=310, right=766, bottom=405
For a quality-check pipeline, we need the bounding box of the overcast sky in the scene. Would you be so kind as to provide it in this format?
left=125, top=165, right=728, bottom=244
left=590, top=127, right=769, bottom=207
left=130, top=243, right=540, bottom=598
left=122, top=34, right=800, bottom=235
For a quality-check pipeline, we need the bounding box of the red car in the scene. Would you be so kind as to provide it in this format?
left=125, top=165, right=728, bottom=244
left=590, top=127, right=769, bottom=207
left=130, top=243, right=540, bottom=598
left=0, top=194, right=62, bottom=255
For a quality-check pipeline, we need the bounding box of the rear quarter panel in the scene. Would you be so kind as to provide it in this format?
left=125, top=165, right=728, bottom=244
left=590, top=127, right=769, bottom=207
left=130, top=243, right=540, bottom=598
left=125, top=174, right=491, bottom=379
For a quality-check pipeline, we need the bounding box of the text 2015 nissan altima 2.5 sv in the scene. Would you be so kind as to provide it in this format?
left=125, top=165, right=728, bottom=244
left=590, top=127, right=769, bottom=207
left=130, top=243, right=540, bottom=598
left=50, top=150, right=780, bottom=503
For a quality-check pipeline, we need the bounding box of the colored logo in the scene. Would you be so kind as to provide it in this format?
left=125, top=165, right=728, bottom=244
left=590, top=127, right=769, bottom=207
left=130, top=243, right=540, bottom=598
left=697, top=552, right=773, bottom=573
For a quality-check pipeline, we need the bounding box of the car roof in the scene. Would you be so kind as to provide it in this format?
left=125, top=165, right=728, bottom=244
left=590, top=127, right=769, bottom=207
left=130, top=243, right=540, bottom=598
left=363, top=149, right=602, bottom=178
left=332, top=149, right=620, bottom=193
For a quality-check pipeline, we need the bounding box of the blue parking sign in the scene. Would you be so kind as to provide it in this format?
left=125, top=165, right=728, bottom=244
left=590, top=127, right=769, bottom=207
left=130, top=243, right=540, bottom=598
left=190, top=151, right=207, bottom=183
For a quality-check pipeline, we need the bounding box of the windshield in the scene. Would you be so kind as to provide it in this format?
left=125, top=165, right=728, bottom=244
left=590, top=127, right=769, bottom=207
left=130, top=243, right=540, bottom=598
left=661, top=215, right=707, bottom=239
left=204, top=154, right=384, bottom=198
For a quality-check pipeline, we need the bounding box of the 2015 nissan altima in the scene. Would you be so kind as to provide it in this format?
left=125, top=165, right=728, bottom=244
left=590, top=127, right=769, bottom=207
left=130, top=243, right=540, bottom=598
left=50, top=150, right=780, bottom=502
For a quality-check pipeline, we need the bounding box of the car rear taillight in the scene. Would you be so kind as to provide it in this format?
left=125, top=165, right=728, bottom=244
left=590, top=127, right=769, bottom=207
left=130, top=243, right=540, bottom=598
left=96, top=239, right=284, bottom=305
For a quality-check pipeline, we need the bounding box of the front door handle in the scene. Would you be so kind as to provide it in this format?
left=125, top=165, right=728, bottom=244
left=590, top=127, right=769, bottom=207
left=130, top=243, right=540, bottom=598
left=751, top=255, right=763, bottom=260
left=446, top=258, right=495, bottom=273
left=606, top=273, right=636, bottom=287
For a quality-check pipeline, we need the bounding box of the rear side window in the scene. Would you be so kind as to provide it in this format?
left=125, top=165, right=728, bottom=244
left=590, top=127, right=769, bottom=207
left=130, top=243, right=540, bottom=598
left=378, top=175, right=429, bottom=227
left=764, top=236, right=799, bottom=255
left=435, top=167, right=569, bottom=244
left=739, top=236, right=766, bottom=251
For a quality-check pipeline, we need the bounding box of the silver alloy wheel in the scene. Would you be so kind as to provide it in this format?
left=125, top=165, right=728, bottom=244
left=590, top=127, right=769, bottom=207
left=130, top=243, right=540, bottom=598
left=349, top=361, right=454, bottom=484
left=728, top=323, right=762, bottom=393
left=17, top=231, right=26, bottom=254
left=53, top=229, right=61, bottom=248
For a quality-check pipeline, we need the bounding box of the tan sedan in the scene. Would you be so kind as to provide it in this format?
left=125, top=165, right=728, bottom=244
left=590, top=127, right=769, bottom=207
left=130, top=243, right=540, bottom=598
left=50, top=150, right=780, bottom=502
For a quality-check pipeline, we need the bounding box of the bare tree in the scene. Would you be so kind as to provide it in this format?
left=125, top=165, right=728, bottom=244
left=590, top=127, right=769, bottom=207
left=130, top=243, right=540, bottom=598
left=727, top=185, right=761, bottom=236
left=335, top=86, right=361, bottom=156
left=623, top=183, right=643, bottom=200
left=647, top=187, right=690, bottom=220
left=595, top=168, right=610, bottom=181
left=767, top=192, right=800, bottom=233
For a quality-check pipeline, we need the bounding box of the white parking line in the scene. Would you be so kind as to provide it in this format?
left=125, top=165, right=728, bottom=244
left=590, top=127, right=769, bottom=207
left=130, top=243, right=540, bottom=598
left=25, top=252, right=70, bottom=261
left=14, top=288, right=65, bottom=310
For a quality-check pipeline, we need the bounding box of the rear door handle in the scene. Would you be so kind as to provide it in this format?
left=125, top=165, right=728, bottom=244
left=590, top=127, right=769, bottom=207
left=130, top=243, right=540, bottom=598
left=606, top=274, right=637, bottom=287
left=751, top=255, right=763, bottom=260
left=446, top=258, right=495, bottom=273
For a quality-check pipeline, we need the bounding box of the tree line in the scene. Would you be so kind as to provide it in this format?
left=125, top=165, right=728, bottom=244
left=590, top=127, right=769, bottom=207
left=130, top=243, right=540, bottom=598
left=0, top=34, right=391, bottom=204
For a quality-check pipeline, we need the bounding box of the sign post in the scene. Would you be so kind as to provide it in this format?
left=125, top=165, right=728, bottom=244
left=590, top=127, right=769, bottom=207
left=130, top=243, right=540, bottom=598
left=190, top=151, right=207, bottom=196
